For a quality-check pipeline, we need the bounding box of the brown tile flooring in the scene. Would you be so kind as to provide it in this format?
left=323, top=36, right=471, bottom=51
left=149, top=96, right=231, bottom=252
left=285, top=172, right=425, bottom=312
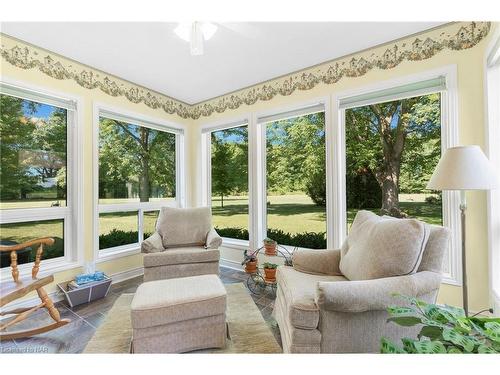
left=0, top=267, right=281, bottom=353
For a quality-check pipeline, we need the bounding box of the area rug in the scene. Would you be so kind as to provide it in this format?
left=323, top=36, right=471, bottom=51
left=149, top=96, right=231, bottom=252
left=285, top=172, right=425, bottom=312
left=83, top=282, right=282, bottom=354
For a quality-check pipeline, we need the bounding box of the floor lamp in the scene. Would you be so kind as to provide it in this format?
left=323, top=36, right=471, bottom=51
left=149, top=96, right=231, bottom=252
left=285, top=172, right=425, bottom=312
left=427, top=145, right=500, bottom=316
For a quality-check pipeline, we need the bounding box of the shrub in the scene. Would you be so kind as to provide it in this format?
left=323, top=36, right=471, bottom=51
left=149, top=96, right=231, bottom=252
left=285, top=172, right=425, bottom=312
left=425, top=195, right=442, bottom=205
left=305, top=169, right=327, bottom=206
left=215, top=227, right=326, bottom=249
left=215, top=227, right=249, bottom=241
left=381, top=294, right=500, bottom=354
left=98, top=229, right=151, bottom=250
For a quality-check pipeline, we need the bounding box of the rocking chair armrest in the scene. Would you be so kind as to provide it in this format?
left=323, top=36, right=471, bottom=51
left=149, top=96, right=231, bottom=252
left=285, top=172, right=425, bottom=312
left=0, top=237, right=55, bottom=252
left=0, top=237, right=54, bottom=282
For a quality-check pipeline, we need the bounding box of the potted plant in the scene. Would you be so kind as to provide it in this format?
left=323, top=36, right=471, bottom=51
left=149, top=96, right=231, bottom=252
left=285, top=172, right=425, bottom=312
left=381, top=294, right=500, bottom=354
left=241, top=250, right=258, bottom=274
left=263, top=237, right=277, bottom=255
left=263, top=262, right=278, bottom=282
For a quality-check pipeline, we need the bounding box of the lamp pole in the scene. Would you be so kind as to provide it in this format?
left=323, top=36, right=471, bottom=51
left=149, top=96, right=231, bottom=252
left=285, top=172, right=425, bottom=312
left=459, top=191, right=468, bottom=316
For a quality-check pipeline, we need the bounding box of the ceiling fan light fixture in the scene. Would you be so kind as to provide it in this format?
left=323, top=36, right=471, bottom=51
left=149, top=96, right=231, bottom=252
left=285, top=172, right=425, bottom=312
left=174, top=21, right=217, bottom=55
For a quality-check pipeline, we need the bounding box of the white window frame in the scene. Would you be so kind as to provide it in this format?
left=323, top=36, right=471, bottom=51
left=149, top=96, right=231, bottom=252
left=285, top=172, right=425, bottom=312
left=93, top=103, right=186, bottom=262
left=485, top=29, right=500, bottom=313
left=200, top=115, right=251, bottom=249
left=254, top=98, right=331, bottom=252
left=332, top=65, right=461, bottom=285
left=0, top=77, right=84, bottom=278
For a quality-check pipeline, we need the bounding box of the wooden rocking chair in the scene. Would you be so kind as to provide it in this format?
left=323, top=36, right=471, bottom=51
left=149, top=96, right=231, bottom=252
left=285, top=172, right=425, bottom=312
left=0, top=237, right=70, bottom=340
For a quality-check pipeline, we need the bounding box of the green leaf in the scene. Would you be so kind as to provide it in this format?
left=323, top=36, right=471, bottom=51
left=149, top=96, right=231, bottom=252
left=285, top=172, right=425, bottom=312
left=401, top=338, right=418, bottom=353
left=441, top=304, right=466, bottom=318
left=477, top=344, right=499, bottom=354
left=381, top=337, right=406, bottom=354
left=447, top=347, right=463, bottom=354
left=387, top=316, right=422, bottom=327
left=454, top=317, right=472, bottom=333
left=413, top=340, right=447, bottom=354
left=442, top=327, right=476, bottom=352
left=424, top=305, right=457, bottom=324
left=484, top=322, right=500, bottom=343
left=418, top=325, right=443, bottom=340
left=387, top=306, right=416, bottom=317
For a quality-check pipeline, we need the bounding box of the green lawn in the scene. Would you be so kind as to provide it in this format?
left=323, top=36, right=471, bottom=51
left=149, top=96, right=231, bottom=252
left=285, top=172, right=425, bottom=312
left=212, top=193, right=442, bottom=235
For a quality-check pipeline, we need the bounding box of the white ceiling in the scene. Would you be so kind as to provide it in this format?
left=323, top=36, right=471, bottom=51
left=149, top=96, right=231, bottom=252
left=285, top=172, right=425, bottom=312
left=1, top=22, right=446, bottom=104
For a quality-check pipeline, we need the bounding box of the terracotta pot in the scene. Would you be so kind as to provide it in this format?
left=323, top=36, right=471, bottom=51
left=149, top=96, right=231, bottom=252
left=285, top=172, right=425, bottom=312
left=264, top=267, right=277, bottom=282
left=264, top=243, right=277, bottom=256
left=245, top=260, right=258, bottom=274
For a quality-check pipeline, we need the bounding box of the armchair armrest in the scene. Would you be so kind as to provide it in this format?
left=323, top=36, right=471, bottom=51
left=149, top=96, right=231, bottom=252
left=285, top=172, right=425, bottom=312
left=205, top=228, right=222, bottom=249
left=292, top=248, right=342, bottom=276
left=141, top=232, right=164, bottom=254
left=315, top=271, right=442, bottom=313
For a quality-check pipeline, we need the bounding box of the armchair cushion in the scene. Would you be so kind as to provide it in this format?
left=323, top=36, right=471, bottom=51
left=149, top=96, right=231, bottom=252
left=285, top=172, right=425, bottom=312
left=277, top=266, right=347, bottom=329
left=315, top=270, right=442, bottom=313
left=292, top=249, right=342, bottom=276
left=156, top=207, right=212, bottom=248
left=205, top=228, right=222, bottom=249
left=143, top=247, right=220, bottom=267
left=141, top=232, right=164, bottom=254
left=339, top=210, right=429, bottom=280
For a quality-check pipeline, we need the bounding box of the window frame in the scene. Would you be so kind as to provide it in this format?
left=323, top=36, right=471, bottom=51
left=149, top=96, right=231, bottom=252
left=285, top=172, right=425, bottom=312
left=485, top=29, right=500, bottom=313
left=332, top=65, right=461, bottom=285
left=0, top=77, right=84, bottom=277
left=200, top=115, right=251, bottom=249
left=254, top=98, right=331, bottom=251
left=93, top=103, right=186, bottom=261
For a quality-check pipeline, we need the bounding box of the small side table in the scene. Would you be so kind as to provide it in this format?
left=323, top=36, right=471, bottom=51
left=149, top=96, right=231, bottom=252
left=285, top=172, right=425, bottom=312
left=245, top=244, right=293, bottom=297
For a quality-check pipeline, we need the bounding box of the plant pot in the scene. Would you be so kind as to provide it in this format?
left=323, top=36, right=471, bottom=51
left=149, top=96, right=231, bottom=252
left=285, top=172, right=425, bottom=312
left=264, top=243, right=277, bottom=256
left=264, top=267, right=277, bottom=282
left=245, top=260, right=258, bottom=274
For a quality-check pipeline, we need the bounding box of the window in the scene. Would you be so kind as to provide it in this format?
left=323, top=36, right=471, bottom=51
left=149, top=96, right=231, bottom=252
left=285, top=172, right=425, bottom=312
left=0, top=82, right=79, bottom=270
left=95, top=108, right=183, bottom=256
left=345, top=93, right=443, bottom=227
left=263, top=111, right=327, bottom=249
left=336, top=68, right=461, bottom=284
left=209, top=124, right=249, bottom=241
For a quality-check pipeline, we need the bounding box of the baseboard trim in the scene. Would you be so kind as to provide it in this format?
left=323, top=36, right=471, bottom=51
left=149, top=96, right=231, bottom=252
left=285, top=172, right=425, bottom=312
left=220, top=258, right=244, bottom=271
left=0, top=266, right=145, bottom=316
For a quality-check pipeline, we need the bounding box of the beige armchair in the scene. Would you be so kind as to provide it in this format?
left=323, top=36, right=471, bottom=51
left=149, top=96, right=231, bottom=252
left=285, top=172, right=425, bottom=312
left=141, top=206, right=222, bottom=282
left=273, top=210, right=450, bottom=353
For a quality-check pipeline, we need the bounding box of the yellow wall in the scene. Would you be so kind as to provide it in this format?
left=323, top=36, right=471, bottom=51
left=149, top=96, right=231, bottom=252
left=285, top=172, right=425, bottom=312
left=1, top=22, right=497, bottom=312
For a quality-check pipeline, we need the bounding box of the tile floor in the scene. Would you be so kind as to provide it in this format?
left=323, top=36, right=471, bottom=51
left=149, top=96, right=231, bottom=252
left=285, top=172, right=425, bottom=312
left=0, top=267, right=281, bottom=353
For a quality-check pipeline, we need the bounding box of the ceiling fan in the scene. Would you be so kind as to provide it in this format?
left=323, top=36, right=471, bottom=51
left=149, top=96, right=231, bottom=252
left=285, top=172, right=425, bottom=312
left=174, top=21, right=218, bottom=56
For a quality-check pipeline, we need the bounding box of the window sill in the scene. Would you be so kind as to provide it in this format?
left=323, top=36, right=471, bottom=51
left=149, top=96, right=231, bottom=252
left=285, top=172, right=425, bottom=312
left=96, top=244, right=141, bottom=263
left=221, top=238, right=249, bottom=251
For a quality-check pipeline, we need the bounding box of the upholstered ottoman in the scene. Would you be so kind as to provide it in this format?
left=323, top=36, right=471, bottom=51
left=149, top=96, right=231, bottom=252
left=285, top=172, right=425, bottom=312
left=131, top=274, right=227, bottom=353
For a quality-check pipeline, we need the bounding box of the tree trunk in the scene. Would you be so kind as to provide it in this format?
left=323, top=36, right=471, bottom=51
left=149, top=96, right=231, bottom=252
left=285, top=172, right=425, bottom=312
left=376, top=162, right=404, bottom=217
left=139, top=157, right=150, bottom=202
left=370, top=102, right=408, bottom=218
left=221, top=194, right=224, bottom=208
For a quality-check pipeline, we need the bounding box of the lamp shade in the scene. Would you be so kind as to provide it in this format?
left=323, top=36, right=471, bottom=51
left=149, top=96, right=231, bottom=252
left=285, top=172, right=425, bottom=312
left=427, top=145, right=500, bottom=191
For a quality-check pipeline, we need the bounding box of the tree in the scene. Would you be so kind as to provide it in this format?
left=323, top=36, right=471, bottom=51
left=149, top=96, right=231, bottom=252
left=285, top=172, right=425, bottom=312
left=266, top=112, right=326, bottom=204
left=0, top=95, right=38, bottom=200
left=345, top=93, right=440, bottom=217
left=211, top=133, right=235, bottom=207
left=98, top=119, right=176, bottom=202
